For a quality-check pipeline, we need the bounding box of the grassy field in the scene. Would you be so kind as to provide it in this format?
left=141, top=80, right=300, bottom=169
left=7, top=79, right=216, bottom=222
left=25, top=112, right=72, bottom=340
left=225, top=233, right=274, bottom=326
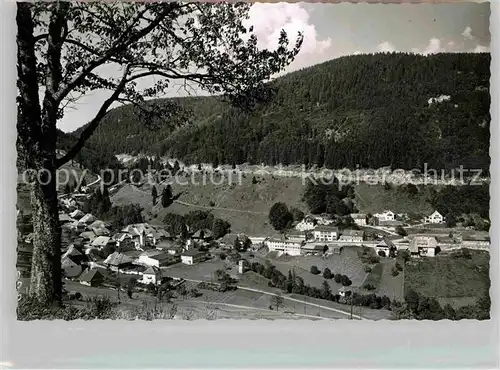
left=250, top=247, right=368, bottom=294
left=361, top=263, right=384, bottom=290
left=354, top=183, right=434, bottom=215
left=404, top=250, right=490, bottom=308
left=111, top=173, right=308, bottom=236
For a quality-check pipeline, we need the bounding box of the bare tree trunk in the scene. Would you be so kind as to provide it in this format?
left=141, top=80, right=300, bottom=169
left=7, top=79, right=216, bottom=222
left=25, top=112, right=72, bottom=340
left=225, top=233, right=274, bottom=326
left=17, top=3, right=62, bottom=306
left=29, top=171, right=62, bottom=305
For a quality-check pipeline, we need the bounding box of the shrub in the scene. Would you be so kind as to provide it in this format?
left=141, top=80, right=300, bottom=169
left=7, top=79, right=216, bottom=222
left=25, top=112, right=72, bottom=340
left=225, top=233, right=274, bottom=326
left=334, top=273, right=342, bottom=283
left=363, top=283, right=376, bottom=291
left=391, top=267, right=399, bottom=276
left=377, top=250, right=386, bottom=257
left=323, top=267, right=333, bottom=279
left=395, top=262, right=403, bottom=271
left=310, top=265, right=321, bottom=275
left=369, top=256, right=380, bottom=264
left=364, top=265, right=372, bottom=273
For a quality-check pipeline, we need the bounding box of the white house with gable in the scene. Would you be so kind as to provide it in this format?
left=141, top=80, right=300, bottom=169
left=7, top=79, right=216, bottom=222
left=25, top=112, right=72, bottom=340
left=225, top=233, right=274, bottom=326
left=295, top=216, right=317, bottom=232
left=373, top=210, right=395, bottom=222
left=424, top=210, right=445, bottom=224
left=312, top=225, right=339, bottom=242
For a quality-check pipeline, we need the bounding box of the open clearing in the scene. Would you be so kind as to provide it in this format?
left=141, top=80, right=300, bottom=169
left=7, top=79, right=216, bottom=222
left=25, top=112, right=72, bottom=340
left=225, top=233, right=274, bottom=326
left=404, top=251, right=490, bottom=308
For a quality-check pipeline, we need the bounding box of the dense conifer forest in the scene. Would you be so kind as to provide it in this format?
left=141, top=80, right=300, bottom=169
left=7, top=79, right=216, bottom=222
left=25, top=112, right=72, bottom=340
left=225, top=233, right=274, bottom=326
left=64, top=52, right=490, bottom=171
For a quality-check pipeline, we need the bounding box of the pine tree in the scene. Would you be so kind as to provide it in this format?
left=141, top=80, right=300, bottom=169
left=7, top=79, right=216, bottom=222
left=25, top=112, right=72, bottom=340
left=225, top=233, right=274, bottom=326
left=161, top=185, right=173, bottom=208
left=152, top=185, right=158, bottom=205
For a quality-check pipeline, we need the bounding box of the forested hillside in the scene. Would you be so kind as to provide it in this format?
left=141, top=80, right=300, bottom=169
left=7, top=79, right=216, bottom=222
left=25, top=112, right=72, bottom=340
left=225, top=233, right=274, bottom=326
left=70, top=52, right=491, bottom=171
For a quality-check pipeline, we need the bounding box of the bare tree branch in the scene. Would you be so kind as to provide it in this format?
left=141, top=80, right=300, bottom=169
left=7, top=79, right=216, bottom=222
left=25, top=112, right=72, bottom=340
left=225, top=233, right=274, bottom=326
left=56, top=65, right=132, bottom=167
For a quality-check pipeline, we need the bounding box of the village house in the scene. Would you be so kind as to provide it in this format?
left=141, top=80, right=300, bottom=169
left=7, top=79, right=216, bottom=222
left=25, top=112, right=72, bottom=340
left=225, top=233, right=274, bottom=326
left=301, top=242, right=327, bottom=256
left=295, top=216, right=317, bottom=231
left=265, top=238, right=303, bottom=256
left=80, top=213, right=96, bottom=225
left=91, top=236, right=115, bottom=250
left=350, top=213, right=367, bottom=226
left=339, top=230, right=364, bottom=243
left=181, top=249, right=207, bottom=265
left=79, top=230, right=98, bottom=243
left=409, top=236, right=439, bottom=257
left=312, top=225, right=339, bottom=242
left=78, top=268, right=105, bottom=287
left=70, top=209, right=85, bottom=220
left=59, top=212, right=72, bottom=224
left=424, top=210, right=445, bottom=224
left=285, top=230, right=306, bottom=242
left=192, top=229, right=214, bottom=242
left=138, top=250, right=179, bottom=267
left=373, top=210, right=395, bottom=223
left=140, top=266, right=162, bottom=286
left=374, top=237, right=397, bottom=257
left=61, top=256, right=83, bottom=278
left=103, top=251, right=134, bottom=271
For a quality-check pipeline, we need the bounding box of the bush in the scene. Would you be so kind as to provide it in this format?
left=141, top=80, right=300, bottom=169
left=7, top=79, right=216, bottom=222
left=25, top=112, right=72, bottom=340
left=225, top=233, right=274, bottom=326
left=310, top=265, right=321, bottom=275
left=369, top=256, right=380, bottom=264
left=377, top=250, right=386, bottom=257
left=334, top=273, right=342, bottom=283
left=391, top=266, right=399, bottom=276
left=323, top=267, right=333, bottom=279
left=363, top=283, right=376, bottom=291
left=395, top=262, right=403, bottom=271
left=364, top=265, right=372, bottom=273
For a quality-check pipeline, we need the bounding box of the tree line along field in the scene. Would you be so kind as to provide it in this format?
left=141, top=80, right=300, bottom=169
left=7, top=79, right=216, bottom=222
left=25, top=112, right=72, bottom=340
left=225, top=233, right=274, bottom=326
left=404, top=250, right=490, bottom=309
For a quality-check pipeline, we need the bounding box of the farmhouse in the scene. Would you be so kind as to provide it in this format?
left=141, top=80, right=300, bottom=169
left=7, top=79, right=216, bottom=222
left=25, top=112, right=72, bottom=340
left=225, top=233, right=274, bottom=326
left=103, top=251, right=134, bottom=271
left=61, top=256, right=82, bottom=278
left=312, top=225, right=339, bottom=242
left=80, top=213, right=96, bottom=225
left=266, top=238, right=303, bottom=256
left=70, top=209, right=84, bottom=219
left=350, top=213, right=367, bottom=226
left=373, top=210, right=395, bottom=222
left=295, top=216, right=317, bottom=231
left=409, top=236, right=439, bottom=257
left=139, top=250, right=179, bottom=267
left=424, top=210, right=445, bottom=224
left=181, top=249, right=207, bottom=265
left=374, top=237, right=397, bottom=257
left=140, top=266, right=162, bottom=285
left=192, top=229, right=213, bottom=242
left=339, top=230, right=364, bottom=243
left=91, top=236, right=115, bottom=249
left=78, top=268, right=105, bottom=287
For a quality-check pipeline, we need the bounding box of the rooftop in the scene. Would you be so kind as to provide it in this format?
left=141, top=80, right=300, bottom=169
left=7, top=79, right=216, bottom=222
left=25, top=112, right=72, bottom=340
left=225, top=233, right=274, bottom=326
left=314, top=225, right=339, bottom=233
left=341, top=229, right=364, bottom=237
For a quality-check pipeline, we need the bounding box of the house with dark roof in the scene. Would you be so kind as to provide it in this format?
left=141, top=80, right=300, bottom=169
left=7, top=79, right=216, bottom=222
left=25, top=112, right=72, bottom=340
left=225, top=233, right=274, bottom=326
left=339, top=229, right=364, bottom=243
left=192, top=229, right=213, bottom=241
left=181, top=249, right=206, bottom=265
left=103, top=252, right=134, bottom=271
left=78, top=268, right=105, bottom=287
left=91, top=236, right=115, bottom=249
left=374, top=237, right=397, bottom=257
left=62, top=256, right=83, bottom=278
left=408, top=236, right=439, bottom=257
left=312, top=225, right=339, bottom=242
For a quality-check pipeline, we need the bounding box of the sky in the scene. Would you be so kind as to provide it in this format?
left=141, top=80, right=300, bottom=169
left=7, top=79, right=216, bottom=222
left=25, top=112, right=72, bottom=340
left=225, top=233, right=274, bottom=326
left=57, top=2, right=491, bottom=133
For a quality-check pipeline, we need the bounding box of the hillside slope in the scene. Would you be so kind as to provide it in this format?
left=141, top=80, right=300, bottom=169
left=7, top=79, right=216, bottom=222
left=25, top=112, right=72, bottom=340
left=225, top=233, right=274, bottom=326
left=75, top=52, right=490, bottom=171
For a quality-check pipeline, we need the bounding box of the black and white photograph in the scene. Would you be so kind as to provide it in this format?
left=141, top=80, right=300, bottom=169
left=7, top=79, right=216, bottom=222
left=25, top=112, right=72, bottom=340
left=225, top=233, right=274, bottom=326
left=15, top=0, right=491, bottom=322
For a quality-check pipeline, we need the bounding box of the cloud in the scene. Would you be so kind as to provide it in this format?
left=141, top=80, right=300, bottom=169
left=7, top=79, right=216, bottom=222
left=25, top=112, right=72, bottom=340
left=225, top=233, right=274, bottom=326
left=461, top=26, right=475, bottom=40
left=377, top=41, right=396, bottom=53
left=423, top=38, right=443, bottom=55
left=473, top=44, right=490, bottom=53
left=246, top=3, right=332, bottom=72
